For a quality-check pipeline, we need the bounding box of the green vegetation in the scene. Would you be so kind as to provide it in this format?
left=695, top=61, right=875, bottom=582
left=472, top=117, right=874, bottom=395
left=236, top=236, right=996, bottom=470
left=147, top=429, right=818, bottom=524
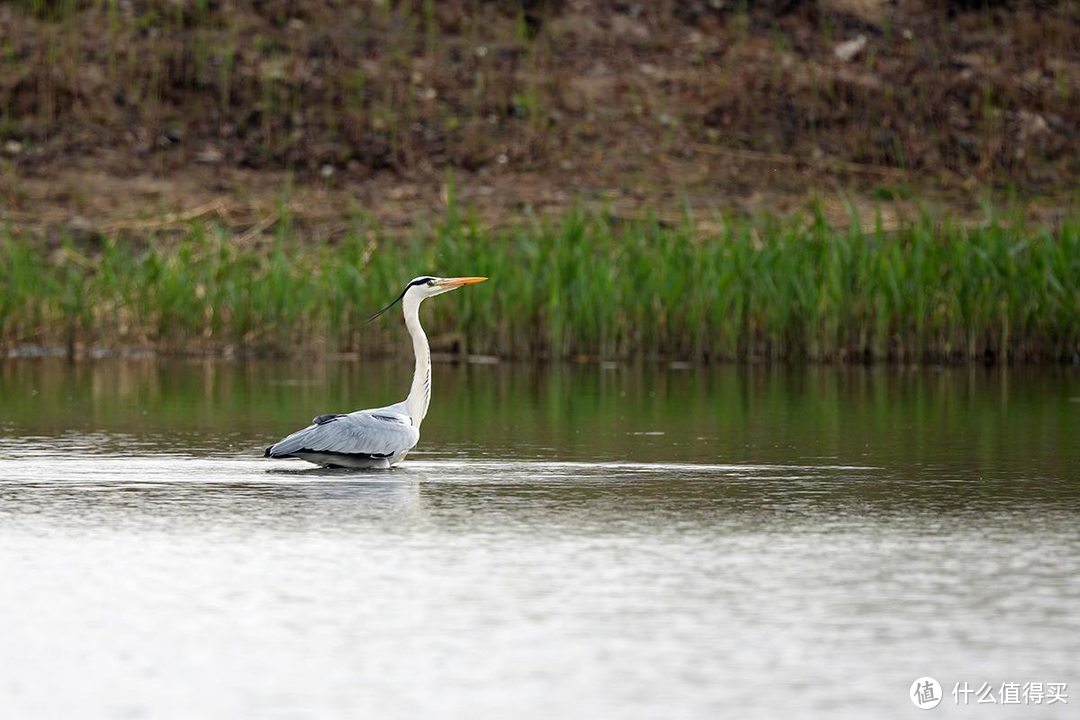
left=2, top=205, right=1078, bottom=363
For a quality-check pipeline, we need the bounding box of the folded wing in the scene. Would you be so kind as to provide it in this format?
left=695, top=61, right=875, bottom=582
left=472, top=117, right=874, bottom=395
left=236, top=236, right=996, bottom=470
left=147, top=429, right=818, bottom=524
left=265, top=410, right=419, bottom=459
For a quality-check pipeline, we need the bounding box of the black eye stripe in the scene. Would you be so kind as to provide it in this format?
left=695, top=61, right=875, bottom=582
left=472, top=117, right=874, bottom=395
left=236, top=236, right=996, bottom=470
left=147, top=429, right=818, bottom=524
left=368, top=276, right=441, bottom=322
left=368, top=277, right=433, bottom=322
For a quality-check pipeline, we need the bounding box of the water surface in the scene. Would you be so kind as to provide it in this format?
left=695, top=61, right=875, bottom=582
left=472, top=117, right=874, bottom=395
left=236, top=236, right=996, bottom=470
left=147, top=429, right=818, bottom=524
left=1, top=360, right=1077, bottom=719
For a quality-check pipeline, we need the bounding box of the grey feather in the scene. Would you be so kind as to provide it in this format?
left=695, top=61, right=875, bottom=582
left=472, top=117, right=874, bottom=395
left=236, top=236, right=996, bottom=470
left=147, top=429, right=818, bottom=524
left=266, top=410, right=419, bottom=459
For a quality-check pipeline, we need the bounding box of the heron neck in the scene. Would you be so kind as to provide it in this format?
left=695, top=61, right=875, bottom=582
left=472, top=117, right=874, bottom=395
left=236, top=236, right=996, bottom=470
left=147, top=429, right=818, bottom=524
left=402, top=295, right=431, bottom=427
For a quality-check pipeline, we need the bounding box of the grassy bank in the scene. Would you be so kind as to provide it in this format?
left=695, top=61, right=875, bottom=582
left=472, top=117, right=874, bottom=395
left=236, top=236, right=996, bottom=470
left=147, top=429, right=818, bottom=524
left=2, top=206, right=1079, bottom=363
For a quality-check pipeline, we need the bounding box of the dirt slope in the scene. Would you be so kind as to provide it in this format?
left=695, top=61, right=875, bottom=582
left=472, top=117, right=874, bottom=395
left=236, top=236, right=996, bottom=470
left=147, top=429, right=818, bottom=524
left=1, top=0, right=1076, bottom=237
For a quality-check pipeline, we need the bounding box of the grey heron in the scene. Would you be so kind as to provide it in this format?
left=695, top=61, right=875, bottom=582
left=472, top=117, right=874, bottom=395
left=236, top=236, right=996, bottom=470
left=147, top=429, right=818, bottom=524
left=264, top=275, right=488, bottom=468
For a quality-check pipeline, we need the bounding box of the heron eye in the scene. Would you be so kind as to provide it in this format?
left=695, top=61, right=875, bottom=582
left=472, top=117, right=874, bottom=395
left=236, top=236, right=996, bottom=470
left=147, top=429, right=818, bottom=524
left=426, top=279, right=436, bottom=286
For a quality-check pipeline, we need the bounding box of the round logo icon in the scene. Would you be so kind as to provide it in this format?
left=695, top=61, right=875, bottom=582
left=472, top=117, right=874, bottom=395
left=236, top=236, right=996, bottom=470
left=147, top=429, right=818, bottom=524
left=910, top=677, right=943, bottom=709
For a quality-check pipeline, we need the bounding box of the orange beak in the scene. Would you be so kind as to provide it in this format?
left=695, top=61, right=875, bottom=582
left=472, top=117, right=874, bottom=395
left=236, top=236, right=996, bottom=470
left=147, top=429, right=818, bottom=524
left=436, top=276, right=488, bottom=288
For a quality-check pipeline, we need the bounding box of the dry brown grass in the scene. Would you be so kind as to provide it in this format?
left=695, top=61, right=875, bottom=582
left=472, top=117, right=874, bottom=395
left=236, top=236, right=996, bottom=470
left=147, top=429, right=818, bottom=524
left=0, top=0, right=1076, bottom=233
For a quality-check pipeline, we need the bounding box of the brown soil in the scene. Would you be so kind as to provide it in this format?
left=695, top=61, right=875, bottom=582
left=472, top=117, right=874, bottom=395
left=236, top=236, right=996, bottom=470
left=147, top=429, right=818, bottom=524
left=1, top=0, right=1077, bottom=238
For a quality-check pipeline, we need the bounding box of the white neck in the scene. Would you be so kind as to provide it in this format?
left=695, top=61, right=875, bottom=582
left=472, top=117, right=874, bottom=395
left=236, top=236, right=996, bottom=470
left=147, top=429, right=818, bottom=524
left=402, top=293, right=431, bottom=427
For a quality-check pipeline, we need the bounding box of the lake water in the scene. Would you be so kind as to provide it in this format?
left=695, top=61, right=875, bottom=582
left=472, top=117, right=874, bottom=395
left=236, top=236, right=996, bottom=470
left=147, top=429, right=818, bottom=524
left=1, top=359, right=1077, bottom=719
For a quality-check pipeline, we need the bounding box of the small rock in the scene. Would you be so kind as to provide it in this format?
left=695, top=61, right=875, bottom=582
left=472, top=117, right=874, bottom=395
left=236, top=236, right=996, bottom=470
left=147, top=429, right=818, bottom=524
left=3, top=140, right=22, bottom=155
left=834, top=35, right=867, bottom=62
left=320, top=164, right=336, bottom=178
left=1017, top=111, right=1049, bottom=141
left=195, top=146, right=223, bottom=164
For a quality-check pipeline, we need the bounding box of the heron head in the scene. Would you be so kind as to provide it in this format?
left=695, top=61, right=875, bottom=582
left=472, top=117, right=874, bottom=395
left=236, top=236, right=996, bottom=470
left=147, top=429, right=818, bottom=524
left=368, top=276, right=487, bottom=321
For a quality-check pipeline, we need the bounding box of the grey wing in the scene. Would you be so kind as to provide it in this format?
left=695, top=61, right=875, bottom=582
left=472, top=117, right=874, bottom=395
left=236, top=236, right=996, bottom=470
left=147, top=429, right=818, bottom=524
left=265, top=411, right=419, bottom=459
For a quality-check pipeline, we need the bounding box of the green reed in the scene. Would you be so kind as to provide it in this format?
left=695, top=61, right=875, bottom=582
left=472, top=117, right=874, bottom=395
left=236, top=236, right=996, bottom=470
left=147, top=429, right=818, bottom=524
left=2, top=206, right=1078, bottom=362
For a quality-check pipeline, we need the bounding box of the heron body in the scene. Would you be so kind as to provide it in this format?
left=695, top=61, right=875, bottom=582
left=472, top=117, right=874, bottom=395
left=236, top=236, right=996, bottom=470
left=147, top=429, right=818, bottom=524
left=264, top=275, right=487, bottom=468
